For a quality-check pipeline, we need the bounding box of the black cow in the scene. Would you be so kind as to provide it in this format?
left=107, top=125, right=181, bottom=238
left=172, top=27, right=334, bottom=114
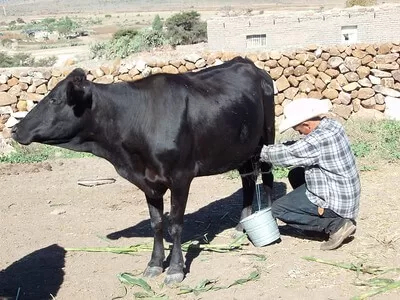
left=12, top=57, right=275, bottom=284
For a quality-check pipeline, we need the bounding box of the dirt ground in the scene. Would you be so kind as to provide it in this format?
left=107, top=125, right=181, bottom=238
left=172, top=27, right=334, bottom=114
left=1, top=157, right=400, bottom=300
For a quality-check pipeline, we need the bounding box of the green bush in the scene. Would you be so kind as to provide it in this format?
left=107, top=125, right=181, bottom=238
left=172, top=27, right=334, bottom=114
left=33, top=56, right=58, bottom=67
left=90, top=11, right=207, bottom=59
left=1, top=38, right=12, bottom=47
left=0, top=52, right=56, bottom=67
left=91, top=28, right=166, bottom=59
left=140, top=28, right=166, bottom=49
left=89, top=42, right=108, bottom=59
left=0, top=52, right=33, bottom=68
left=113, top=28, right=138, bottom=40
left=345, top=0, right=377, bottom=7
left=54, top=16, right=79, bottom=36
left=0, top=52, right=15, bottom=67
left=22, top=16, right=79, bottom=37
left=152, top=14, right=163, bottom=31
left=164, top=11, right=207, bottom=46
left=8, top=19, right=24, bottom=31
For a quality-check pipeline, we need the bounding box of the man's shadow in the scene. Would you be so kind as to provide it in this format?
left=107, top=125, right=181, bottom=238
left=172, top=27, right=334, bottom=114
left=106, top=182, right=288, bottom=275
left=0, top=244, right=65, bottom=300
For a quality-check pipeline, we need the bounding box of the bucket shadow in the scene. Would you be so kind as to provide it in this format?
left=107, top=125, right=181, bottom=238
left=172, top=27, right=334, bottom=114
left=0, top=244, right=66, bottom=300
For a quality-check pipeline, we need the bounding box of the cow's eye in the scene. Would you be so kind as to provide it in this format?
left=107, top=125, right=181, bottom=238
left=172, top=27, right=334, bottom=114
left=49, top=98, right=59, bottom=104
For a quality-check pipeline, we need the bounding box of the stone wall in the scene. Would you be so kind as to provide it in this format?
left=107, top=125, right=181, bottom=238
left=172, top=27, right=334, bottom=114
left=207, top=4, right=400, bottom=52
left=1, top=42, right=400, bottom=140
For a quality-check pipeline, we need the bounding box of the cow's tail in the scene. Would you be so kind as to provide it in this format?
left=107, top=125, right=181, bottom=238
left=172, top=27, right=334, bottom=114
left=259, top=69, right=276, bottom=207
left=260, top=69, right=276, bottom=147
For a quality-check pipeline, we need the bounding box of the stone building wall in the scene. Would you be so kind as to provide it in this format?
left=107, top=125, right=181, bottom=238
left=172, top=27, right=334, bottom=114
left=1, top=42, right=400, bottom=140
left=207, top=4, right=400, bottom=52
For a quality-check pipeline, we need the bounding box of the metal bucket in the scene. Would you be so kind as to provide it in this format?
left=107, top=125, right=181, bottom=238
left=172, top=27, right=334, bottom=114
left=240, top=207, right=280, bottom=247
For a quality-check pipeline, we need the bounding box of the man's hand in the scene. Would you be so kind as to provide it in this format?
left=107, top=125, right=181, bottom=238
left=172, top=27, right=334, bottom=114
left=260, top=145, right=270, bottom=162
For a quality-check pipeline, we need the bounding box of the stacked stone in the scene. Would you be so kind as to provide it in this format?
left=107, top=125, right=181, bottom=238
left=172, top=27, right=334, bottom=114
left=243, top=42, right=400, bottom=120
left=1, top=42, right=400, bottom=136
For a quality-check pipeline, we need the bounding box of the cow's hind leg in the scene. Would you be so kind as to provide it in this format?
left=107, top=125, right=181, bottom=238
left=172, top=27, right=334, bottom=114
left=165, top=183, right=191, bottom=285
left=261, top=161, right=274, bottom=207
left=236, top=160, right=257, bottom=233
left=143, top=196, right=165, bottom=278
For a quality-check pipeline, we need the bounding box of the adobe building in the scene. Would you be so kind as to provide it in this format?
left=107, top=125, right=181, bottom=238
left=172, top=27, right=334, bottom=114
left=207, top=4, right=400, bottom=52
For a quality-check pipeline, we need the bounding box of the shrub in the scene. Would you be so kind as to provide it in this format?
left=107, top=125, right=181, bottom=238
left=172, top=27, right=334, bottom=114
left=0, top=52, right=56, bottom=67
left=152, top=14, right=163, bottom=31
left=90, top=42, right=108, bottom=59
left=0, top=52, right=14, bottom=67
left=140, top=28, right=166, bottom=49
left=33, top=56, right=58, bottom=67
left=22, top=17, right=79, bottom=37
left=345, top=0, right=377, bottom=7
left=53, top=16, right=79, bottom=36
left=164, top=11, right=207, bottom=46
left=91, top=28, right=166, bottom=59
left=1, top=38, right=12, bottom=47
left=113, top=28, right=138, bottom=40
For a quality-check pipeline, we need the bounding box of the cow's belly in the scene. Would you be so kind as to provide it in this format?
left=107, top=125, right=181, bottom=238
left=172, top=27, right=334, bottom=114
left=194, top=138, right=260, bottom=176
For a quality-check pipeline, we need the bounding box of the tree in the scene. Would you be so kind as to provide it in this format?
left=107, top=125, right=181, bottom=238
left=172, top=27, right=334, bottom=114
left=164, top=11, right=207, bottom=46
left=54, top=17, right=79, bottom=36
left=152, top=14, right=163, bottom=31
left=345, top=0, right=377, bottom=7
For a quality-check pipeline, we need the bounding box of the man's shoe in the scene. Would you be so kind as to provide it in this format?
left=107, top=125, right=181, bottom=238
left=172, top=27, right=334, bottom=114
left=320, top=220, right=356, bottom=251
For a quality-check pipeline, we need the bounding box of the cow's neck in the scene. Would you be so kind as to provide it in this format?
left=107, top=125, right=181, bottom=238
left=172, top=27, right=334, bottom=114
left=74, top=89, right=144, bottom=179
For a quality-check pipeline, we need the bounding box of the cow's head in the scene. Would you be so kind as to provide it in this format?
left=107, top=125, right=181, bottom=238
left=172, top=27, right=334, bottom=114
left=12, top=68, right=92, bottom=147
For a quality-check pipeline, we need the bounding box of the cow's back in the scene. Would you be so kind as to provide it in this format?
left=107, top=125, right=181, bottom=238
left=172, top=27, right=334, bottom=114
left=98, top=57, right=273, bottom=180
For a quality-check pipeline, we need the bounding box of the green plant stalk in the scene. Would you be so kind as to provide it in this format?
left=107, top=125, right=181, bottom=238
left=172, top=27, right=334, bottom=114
left=117, top=273, right=153, bottom=293
left=66, top=234, right=248, bottom=255
left=302, top=257, right=386, bottom=275
left=351, top=280, right=400, bottom=300
left=66, top=244, right=153, bottom=254
left=304, top=257, right=400, bottom=299
left=178, top=270, right=260, bottom=295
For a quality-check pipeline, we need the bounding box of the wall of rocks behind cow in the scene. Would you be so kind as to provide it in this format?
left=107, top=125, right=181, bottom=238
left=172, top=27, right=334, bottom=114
left=1, top=41, right=400, bottom=138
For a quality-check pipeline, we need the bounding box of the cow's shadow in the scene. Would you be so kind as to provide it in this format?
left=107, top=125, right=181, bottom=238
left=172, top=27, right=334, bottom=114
left=0, top=244, right=65, bottom=300
left=107, top=182, right=287, bottom=274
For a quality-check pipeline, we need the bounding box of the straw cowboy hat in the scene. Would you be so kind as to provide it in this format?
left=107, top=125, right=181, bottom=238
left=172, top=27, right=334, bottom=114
left=278, top=98, right=332, bottom=133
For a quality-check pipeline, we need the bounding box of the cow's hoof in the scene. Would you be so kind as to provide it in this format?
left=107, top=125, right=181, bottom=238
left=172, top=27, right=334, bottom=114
left=143, top=266, right=163, bottom=278
left=164, top=272, right=184, bottom=285
left=232, top=226, right=245, bottom=239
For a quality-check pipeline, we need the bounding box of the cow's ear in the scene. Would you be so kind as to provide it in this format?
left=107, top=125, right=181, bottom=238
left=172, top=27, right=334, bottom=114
left=66, top=68, right=92, bottom=110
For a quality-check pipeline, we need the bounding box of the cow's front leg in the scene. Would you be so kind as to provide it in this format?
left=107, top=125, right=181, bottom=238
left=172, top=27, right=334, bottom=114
left=165, top=184, right=190, bottom=285
left=143, top=195, right=165, bottom=278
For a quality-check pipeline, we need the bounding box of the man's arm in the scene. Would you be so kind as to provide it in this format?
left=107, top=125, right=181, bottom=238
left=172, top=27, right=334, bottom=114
left=260, top=139, right=320, bottom=168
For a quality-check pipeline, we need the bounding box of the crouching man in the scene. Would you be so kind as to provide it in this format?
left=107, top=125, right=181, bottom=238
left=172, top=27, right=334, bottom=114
left=260, top=98, right=361, bottom=250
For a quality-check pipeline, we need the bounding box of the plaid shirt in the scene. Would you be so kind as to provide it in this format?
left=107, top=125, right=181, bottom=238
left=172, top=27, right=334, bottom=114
left=261, top=118, right=360, bottom=219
